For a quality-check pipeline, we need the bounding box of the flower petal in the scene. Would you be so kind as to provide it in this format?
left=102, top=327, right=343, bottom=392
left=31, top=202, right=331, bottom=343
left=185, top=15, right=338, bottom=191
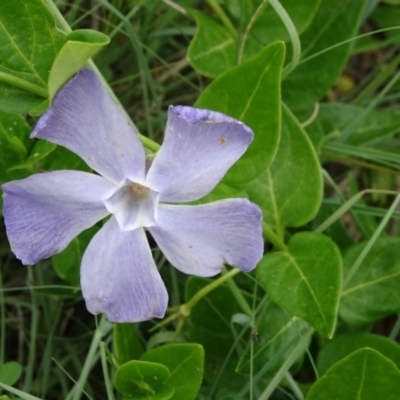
left=81, top=217, right=168, bottom=322
left=31, top=69, right=146, bottom=184
left=149, top=199, right=264, bottom=276
left=146, top=106, right=254, bottom=202
left=2, top=171, right=114, bottom=265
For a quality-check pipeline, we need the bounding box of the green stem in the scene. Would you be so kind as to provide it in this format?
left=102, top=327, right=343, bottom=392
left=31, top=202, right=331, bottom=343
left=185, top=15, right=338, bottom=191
left=0, top=71, right=48, bottom=98
left=259, top=328, right=313, bottom=400
left=353, top=51, right=400, bottom=105
left=269, top=0, right=301, bottom=79
left=237, top=0, right=268, bottom=64
left=285, top=372, right=304, bottom=400
left=339, top=67, right=400, bottom=142
left=43, top=0, right=161, bottom=152
left=184, top=268, right=242, bottom=311
left=262, top=221, right=287, bottom=251
left=222, top=268, right=252, bottom=316
left=100, top=342, right=116, bottom=400
left=68, top=317, right=113, bottom=400
left=205, top=0, right=238, bottom=40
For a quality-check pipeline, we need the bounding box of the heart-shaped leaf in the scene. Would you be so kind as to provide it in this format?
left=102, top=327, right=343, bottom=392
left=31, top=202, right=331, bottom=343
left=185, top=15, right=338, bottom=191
left=114, top=360, right=174, bottom=400
left=307, top=348, right=400, bottom=400
left=141, top=344, right=204, bottom=400
left=317, top=332, right=400, bottom=376
left=258, top=232, right=342, bottom=338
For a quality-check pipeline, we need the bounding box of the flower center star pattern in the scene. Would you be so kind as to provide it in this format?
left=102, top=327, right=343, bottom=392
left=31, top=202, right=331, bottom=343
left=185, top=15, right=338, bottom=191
left=1, top=69, right=264, bottom=322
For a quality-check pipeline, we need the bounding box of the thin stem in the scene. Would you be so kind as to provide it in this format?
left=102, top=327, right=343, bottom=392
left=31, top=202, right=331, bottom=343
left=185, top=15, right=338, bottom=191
left=269, top=0, right=301, bottom=79
left=389, top=313, right=400, bottom=340
left=339, top=69, right=400, bottom=142
left=344, top=194, right=400, bottom=287
left=0, top=72, right=48, bottom=98
left=259, top=329, right=313, bottom=400
left=68, top=317, right=113, bottom=400
left=237, top=0, right=268, bottom=64
left=315, top=189, right=399, bottom=234
left=100, top=342, right=116, bottom=400
left=353, top=50, right=400, bottom=105
left=263, top=221, right=287, bottom=251
left=285, top=372, right=304, bottom=400
left=185, top=268, right=242, bottom=310
left=205, top=0, right=238, bottom=40
left=222, top=268, right=252, bottom=316
left=299, top=27, right=400, bottom=66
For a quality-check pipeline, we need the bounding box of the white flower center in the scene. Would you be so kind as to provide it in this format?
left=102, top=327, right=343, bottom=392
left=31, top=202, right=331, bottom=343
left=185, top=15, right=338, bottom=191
left=104, top=181, right=159, bottom=231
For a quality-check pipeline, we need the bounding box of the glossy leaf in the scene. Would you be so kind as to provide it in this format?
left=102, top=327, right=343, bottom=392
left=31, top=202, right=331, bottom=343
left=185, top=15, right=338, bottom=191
left=283, top=0, right=367, bottom=111
left=258, top=232, right=342, bottom=338
left=114, top=360, right=174, bottom=400
left=141, top=344, right=204, bottom=400
left=307, top=348, right=400, bottom=400
left=306, top=103, right=400, bottom=146
left=243, top=104, right=323, bottom=235
left=317, top=332, right=400, bottom=376
left=187, top=10, right=236, bottom=77
left=237, top=300, right=309, bottom=374
left=51, top=226, right=99, bottom=287
left=195, top=42, right=285, bottom=184
left=48, top=30, right=110, bottom=99
left=0, top=0, right=65, bottom=113
left=0, top=362, right=22, bottom=386
left=340, top=237, right=400, bottom=325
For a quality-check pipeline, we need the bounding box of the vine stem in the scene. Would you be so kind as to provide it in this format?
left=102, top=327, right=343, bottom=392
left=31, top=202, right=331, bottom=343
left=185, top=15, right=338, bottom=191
left=269, top=0, right=301, bottom=79
left=151, top=268, right=244, bottom=332
left=263, top=221, right=287, bottom=251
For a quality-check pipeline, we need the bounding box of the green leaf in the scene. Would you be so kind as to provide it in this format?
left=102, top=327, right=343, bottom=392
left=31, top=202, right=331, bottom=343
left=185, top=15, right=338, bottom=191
left=114, top=360, right=174, bottom=400
left=226, top=0, right=320, bottom=61
left=0, top=110, right=31, bottom=167
left=187, top=10, right=236, bottom=78
left=282, top=0, right=367, bottom=111
left=317, top=332, right=400, bottom=376
left=307, top=348, right=400, bottom=400
left=141, top=344, right=204, bottom=400
left=51, top=226, right=99, bottom=287
left=236, top=300, right=309, bottom=375
left=258, top=232, right=342, bottom=338
left=48, top=30, right=110, bottom=99
left=243, top=104, right=323, bottom=234
left=0, top=0, right=65, bottom=113
left=195, top=42, right=285, bottom=184
left=0, top=362, right=22, bottom=386
left=340, top=237, right=400, bottom=325
left=113, top=323, right=144, bottom=365
left=306, top=103, right=400, bottom=146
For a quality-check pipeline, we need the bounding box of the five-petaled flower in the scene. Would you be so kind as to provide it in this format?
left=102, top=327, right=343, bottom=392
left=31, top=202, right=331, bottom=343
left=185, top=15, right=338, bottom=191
left=1, top=69, right=264, bottom=322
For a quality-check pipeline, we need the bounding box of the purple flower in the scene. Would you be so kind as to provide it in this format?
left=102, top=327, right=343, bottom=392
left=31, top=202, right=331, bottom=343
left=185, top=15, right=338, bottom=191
left=1, top=69, right=264, bottom=322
